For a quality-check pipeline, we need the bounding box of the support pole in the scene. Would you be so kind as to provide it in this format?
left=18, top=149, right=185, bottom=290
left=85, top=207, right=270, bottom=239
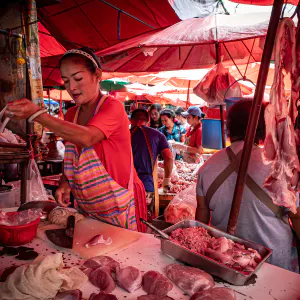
left=186, top=80, right=191, bottom=109
left=227, top=0, right=284, bottom=235
left=215, top=43, right=226, bottom=148
left=220, top=105, right=226, bottom=148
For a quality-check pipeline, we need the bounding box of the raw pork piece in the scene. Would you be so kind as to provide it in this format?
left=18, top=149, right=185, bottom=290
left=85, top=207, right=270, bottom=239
left=85, top=234, right=112, bottom=248
left=54, top=290, right=82, bottom=299
left=89, top=292, right=118, bottom=300
left=116, top=266, right=142, bottom=292
left=165, top=264, right=214, bottom=296
left=263, top=18, right=300, bottom=214
left=137, top=295, right=174, bottom=300
left=190, top=287, right=236, bottom=300
left=142, top=270, right=173, bottom=296
left=89, top=266, right=116, bottom=293
left=83, top=256, right=120, bottom=272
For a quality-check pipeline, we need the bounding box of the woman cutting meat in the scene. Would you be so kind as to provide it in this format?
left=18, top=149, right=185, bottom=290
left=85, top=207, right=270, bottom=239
left=7, top=48, right=147, bottom=232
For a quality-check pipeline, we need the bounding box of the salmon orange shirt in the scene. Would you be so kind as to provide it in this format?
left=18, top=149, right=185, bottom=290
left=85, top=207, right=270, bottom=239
left=65, top=96, right=131, bottom=189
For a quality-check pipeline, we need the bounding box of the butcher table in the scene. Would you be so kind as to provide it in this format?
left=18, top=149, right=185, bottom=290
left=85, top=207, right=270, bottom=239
left=0, top=224, right=299, bottom=300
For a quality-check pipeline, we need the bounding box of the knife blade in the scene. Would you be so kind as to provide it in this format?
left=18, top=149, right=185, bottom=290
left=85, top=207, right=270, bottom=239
left=45, top=215, right=75, bottom=248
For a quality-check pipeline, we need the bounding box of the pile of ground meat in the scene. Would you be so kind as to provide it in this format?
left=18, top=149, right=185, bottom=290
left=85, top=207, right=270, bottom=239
left=169, top=227, right=212, bottom=254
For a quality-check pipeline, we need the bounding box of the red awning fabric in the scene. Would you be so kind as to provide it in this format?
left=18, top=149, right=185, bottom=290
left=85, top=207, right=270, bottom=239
left=230, top=0, right=297, bottom=5
left=38, top=22, right=66, bottom=58
left=38, top=0, right=180, bottom=51
left=97, top=13, right=269, bottom=72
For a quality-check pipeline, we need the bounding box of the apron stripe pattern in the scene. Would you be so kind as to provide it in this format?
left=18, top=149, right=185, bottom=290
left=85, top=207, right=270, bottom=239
left=64, top=95, right=137, bottom=230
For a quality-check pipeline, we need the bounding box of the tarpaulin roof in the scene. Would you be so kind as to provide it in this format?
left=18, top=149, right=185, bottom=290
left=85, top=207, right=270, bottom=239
left=39, top=22, right=66, bottom=57
left=230, top=0, right=298, bottom=5
left=98, top=13, right=269, bottom=72
left=38, top=0, right=180, bottom=51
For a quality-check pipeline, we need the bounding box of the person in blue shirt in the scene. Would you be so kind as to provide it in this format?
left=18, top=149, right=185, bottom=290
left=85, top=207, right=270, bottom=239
left=130, top=109, right=174, bottom=221
left=159, top=109, right=186, bottom=160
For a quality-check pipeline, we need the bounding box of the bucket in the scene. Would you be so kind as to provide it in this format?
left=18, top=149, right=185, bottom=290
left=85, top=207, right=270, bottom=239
left=202, top=119, right=223, bottom=150
left=225, top=97, right=244, bottom=111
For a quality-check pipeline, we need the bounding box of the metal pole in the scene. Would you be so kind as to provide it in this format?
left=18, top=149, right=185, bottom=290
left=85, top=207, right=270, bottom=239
left=227, top=0, right=284, bottom=235
left=215, top=43, right=226, bottom=148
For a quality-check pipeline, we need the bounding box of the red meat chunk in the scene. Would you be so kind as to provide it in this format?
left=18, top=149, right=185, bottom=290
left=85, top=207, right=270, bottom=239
left=83, top=256, right=119, bottom=272
left=89, top=266, right=116, bottom=293
left=165, top=264, right=215, bottom=296
left=116, top=266, right=142, bottom=293
left=142, top=270, right=173, bottom=296
left=89, top=292, right=118, bottom=300
left=190, top=287, right=236, bottom=300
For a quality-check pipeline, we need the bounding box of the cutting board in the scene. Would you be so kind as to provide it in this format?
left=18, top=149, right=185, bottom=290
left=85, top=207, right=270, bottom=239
left=72, top=218, right=141, bottom=259
left=37, top=219, right=141, bottom=259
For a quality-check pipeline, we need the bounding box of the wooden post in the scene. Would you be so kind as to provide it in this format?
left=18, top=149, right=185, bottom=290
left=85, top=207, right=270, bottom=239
left=186, top=80, right=191, bottom=109
left=227, top=0, right=284, bottom=235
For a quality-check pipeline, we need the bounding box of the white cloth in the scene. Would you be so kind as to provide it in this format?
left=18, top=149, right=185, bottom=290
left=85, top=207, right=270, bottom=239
left=196, top=141, right=295, bottom=271
left=0, top=253, right=88, bottom=300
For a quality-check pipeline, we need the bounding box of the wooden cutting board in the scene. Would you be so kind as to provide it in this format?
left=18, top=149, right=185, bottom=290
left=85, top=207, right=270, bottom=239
left=37, top=218, right=141, bottom=259
left=72, top=218, right=141, bottom=259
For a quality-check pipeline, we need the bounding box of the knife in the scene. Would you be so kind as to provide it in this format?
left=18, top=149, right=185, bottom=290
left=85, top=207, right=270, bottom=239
left=45, top=215, right=75, bottom=248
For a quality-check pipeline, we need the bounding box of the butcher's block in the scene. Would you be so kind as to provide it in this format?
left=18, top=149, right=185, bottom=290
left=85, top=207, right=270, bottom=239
left=72, top=218, right=141, bottom=259
left=37, top=218, right=141, bottom=259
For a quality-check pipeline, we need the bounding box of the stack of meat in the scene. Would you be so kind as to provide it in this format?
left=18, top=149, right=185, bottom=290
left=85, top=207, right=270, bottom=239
left=1, top=253, right=236, bottom=299
left=81, top=255, right=236, bottom=300
left=170, top=227, right=262, bottom=273
left=158, top=161, right=200, bottom=193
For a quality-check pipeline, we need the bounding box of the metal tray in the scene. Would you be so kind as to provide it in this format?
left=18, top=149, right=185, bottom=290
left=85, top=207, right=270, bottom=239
left=160, top=220, right=273, bottom=286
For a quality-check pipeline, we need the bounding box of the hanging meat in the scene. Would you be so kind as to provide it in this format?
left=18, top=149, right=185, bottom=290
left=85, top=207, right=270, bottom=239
left=263, top=17, right=300, bottom=214
left=291, top=18, right=300, bottom=166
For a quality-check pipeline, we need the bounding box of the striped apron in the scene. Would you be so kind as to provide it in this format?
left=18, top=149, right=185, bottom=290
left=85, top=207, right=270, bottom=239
left=64, top=96, right=137, bottom=230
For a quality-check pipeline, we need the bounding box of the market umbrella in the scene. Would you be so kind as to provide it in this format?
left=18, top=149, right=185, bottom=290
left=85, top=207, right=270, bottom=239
left=230, top=0, right=297, bottom=4
left=98, top=12, right=269, bottom=72
left=100, top=80, right=128, bottom=92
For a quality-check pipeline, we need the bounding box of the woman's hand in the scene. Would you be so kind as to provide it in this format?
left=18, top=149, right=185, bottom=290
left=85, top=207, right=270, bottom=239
left=55, top=180, right=72, bottom=207
left=6, top=99, right=40, bottom=120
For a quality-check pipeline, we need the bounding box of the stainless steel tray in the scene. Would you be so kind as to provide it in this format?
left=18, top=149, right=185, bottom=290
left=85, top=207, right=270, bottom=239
left=160, top=220, right=272, bottom=286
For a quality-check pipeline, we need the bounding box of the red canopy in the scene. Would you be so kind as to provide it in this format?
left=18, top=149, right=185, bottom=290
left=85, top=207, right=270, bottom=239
left=38, top=0, right=179, bottom=51
left=230, top=0, right=297, bottom=5
left=98, top=13, right=269, bottom=72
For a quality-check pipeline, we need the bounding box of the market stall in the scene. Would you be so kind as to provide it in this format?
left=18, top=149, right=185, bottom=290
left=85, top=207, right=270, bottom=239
left=0, top=212, right=299, bottom=300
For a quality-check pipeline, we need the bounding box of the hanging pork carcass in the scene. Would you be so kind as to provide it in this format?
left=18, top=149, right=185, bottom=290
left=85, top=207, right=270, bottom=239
left=263, top=18, right=300, bottom=214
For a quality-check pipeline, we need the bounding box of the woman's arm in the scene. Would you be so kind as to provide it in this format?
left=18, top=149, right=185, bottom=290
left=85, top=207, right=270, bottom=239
left=7, top=99, right=105, bottom=148
left=35, top=113, right=105, bottom=148
left=196, top=195, right=210, bottom=224
left=186, top=145, right=203, bottom=154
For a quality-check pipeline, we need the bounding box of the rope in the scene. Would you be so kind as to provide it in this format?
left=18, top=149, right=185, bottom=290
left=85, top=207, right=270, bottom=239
left=223, top=43, right=244, bottom=78
left=243, top=38, right=256, bottom=79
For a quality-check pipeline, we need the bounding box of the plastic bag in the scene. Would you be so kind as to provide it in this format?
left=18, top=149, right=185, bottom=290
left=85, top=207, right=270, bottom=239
left=193, top=63, right=242, bottom=106
left=0, top=209, right=42, bottom=226
left=27, top=158, right=49, bottom=202
left=164, top=183, right=197, bottom=224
